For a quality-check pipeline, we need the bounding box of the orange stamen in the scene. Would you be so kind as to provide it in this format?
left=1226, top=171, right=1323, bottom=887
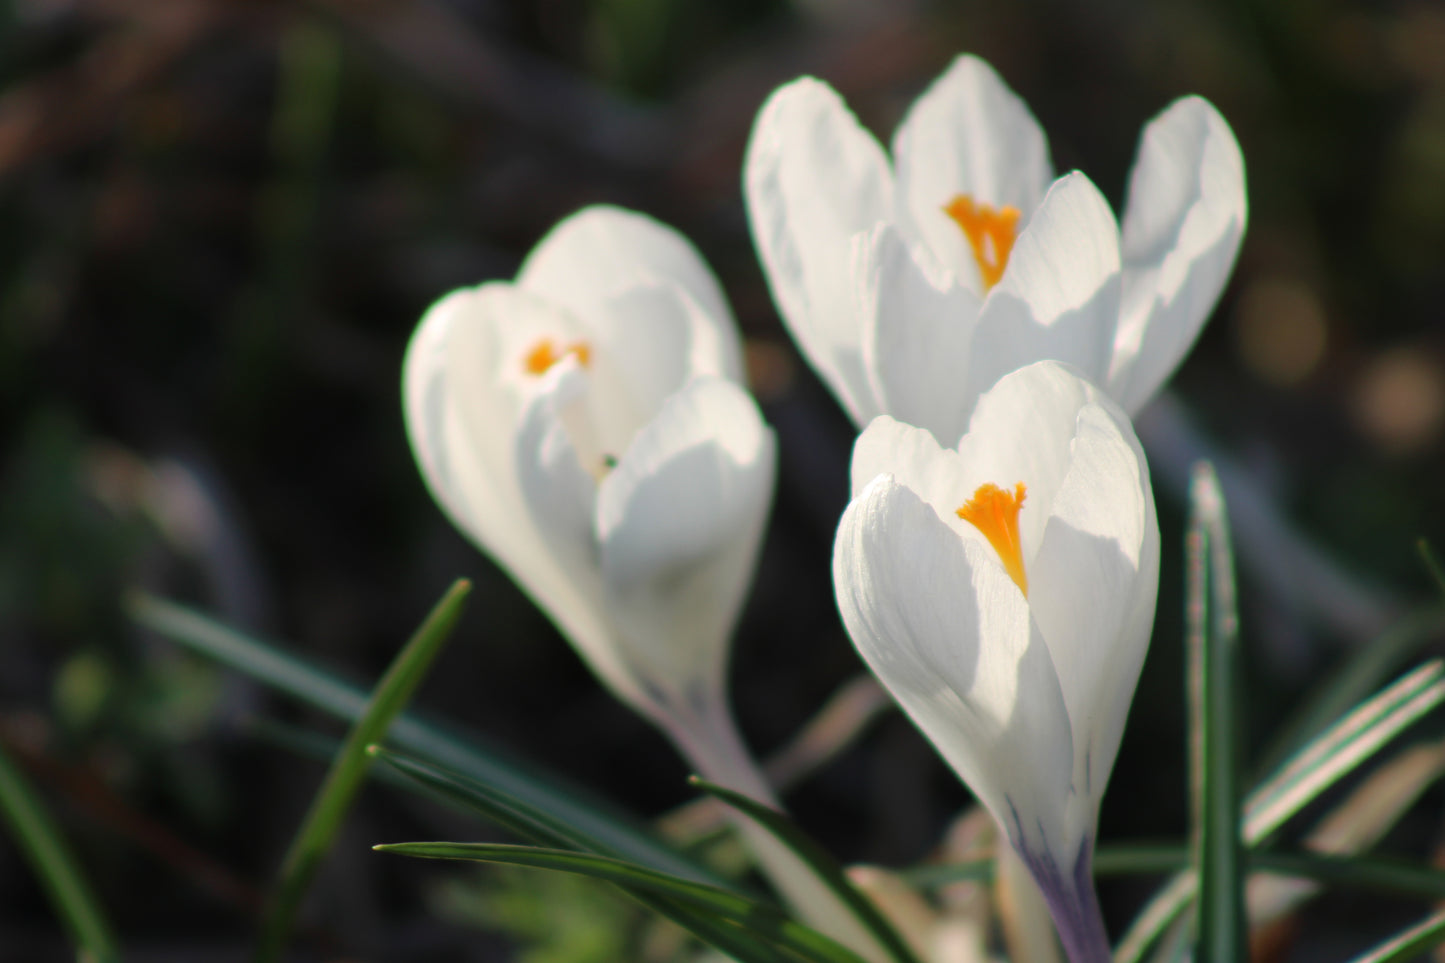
left=956, top=482, right=1028, bottom=596
left=942, top=195, right=1021, bottom=291
left=523, top=338, right=591, bottom=375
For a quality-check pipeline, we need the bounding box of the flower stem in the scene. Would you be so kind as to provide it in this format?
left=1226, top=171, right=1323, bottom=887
left=1021, top=841, right=1113, bottom=963
left=664, top=688, right=893, bottom=963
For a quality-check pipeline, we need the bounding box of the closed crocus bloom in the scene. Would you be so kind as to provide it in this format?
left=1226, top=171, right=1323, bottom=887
left=405, top=206, right=889, bottom=961
left=746, top=54, right=1246, bottom=445
left=404, top=205, right=768, bottom=735
left=833, top=361, right=1161, bottom=962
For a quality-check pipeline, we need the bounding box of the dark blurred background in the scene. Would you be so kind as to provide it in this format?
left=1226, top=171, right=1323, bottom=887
left=1, top=0, right=1443, bottom=960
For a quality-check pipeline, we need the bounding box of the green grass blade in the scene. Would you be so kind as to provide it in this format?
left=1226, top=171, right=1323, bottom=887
left=1117, top=658, right=1445, bottom=961
left=691, top=778, right=924, bottom=963
left=1114, top=872, right=1196, bottom=963
left=252, top=579, right=470, bottom=963
left=1255, top=605, right=1445, bottom=778
left=0, top=740, right=120, bottom=963
left=377, top=842, right=868, bottom=963
left=1346, top=909, right=1445, bottom=963
left=1418, top=539, right=1445, bottom=598
left=126, top=592, right=718, bottom=886
left=1254, top=852, right=1445, bottom=901
left=367, top=745, right=619, bottom=857
left=1187, top=462, right=1246, bottom=962
left=365, top=754, right=787, bottom=961
left=1245, top=661, right=1445, bottom=844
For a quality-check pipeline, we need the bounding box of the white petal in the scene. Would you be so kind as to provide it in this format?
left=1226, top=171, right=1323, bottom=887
left=855, top=225, right=983, bottom=447
left=955, top=361, right=1110, bottom=566
left=1108, top=97, right=1247, bottom=413
left=517, top=205, right=743, bottom=383
left=595, top=377, right=777, bottom=694
left=404, top=285, right=629, bottom=705
left=833, top=475, right=1076, bottom=856
left=1027, top=399, right=1160, bottom=806
left=892, top=55, right=1054, bottom=294
left=965, top=173, right=1122, bottom=404
left=850, top=416, right=984, bottom=547
left=744, top=77, right=894, bottom=424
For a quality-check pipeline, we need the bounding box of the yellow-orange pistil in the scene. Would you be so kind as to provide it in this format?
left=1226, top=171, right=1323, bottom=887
left=942, top=195, right=1021, bottom=291
left=523, top=337, right=591, bottom=375
left=956, top=482, right=1028, bottom=596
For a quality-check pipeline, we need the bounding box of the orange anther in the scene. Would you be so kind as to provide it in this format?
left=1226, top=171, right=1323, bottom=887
left=943, top=195, right=1021, bottom=291
left=956, top=482, right=1028, bottom=596
left=524, top=338, right=591, bottom=375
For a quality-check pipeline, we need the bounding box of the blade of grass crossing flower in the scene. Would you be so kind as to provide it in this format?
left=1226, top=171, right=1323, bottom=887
left=1345, top=909, right=1445, bottom=963
left=252, top=579, right=470, bottom=963
left=691, top=778, right=925, bottom=963
left=0, top=740, right=120, bottom=963
left=126, top=592, right=722, bottom=886
left=377, top=842, right=869, bottom=963
left=1187, top=462, right=1246, bottom=962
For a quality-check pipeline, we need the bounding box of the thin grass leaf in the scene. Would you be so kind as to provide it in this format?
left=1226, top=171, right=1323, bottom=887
left=1116, top=660, right=1445, bottom=962
left=1254, top=852, right=1445, bottom=902
left=1346, top=909, right=1445, bottom=963
left=1256, top=605, right=1445, bottom=778
left=691, top=778, right=924, bottom=963
left=365, top=752, right=805, bottom=963
left=1187, top=462, right=1246, bottom=962
left=1245, top=661, right=1445, bottom=843
left=1418, top=539, right=1445, bottom=599
left=252, top=579, right=470, bottom=963
left=126, top=592, right=721, bottom=886
left=0, top=740, right=120, bottom=963
left=368, top=745, right=617, bottom=856
left=1250, top=739, right=1445, bottom=927
left=377, top=842, right=868, bottom=963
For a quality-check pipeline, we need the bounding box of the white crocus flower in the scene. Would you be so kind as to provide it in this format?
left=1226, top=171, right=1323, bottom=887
left=404, top=204, right=766, bottom=735
left=833, top=361, right=1161, bottom=963
left=746, top=53, right=1246, bottom=445
left=404, top=205, right=889, bottom=962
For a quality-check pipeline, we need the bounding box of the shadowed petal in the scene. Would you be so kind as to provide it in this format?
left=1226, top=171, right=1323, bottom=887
left=596, top=377, right=776, bottom=693
left=856, top=225, right=983, bottom=448
left=1028, top=401, right=1160, bottom=804
left=965, top=174, right=1122, bottom=406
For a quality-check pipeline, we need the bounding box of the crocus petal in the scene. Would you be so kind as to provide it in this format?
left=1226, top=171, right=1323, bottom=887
left=1027, top=400, right=1160, bottom=806
left=596, top=376, right=777, bottom=695
left=518, top=205, right=743, bottom=383
left=964, top=173, right=1122, bottom=407
left=744, top=76, right=894, bottom=424
left=1108, top=96, right=1247, bottom=414
left=892, top=54, right=1054, bottom=294
left=834, top=474, right=1076, bottom=857
left=855, top=225, right=983, bottom=447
